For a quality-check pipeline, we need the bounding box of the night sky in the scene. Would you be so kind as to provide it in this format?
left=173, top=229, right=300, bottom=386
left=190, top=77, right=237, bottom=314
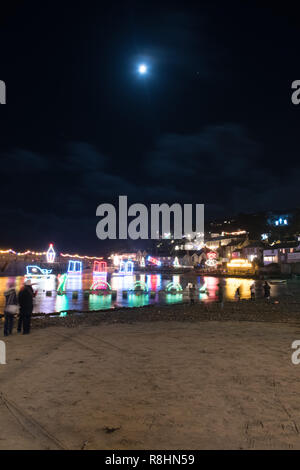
left=0, top=1, right=299, bottom=253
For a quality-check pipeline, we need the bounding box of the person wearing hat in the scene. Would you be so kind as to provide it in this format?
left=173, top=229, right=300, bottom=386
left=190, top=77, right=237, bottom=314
left=3, top=279, right=18, bottom=336
left=17, top=279, right=36, bottom=334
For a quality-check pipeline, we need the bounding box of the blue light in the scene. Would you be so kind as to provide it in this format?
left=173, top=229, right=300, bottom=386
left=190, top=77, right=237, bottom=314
left=26, top=265, right=52, bottom=276
left=67, top=260, right=82, bottom=274
left=119, top=260, right=134, bottom=275
left=275, top=218, right=288, bottom=226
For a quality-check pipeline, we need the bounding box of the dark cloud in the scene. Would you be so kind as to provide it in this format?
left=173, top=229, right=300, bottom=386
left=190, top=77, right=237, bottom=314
left=145, top=124, right=300, bottom=214
left=2, top=149, right=49, bottom=172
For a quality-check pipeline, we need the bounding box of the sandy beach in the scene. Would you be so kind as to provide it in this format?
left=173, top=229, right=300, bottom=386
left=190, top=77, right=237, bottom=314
left=1, top=300, right=300, bottom=450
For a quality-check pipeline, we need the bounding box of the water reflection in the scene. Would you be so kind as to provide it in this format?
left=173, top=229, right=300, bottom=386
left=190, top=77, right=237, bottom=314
left=0, top=273, right=296, bottom=314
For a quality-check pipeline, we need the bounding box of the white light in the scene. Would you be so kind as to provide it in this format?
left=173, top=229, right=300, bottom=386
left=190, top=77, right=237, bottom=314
left=138, top=64, right=147, bottom=74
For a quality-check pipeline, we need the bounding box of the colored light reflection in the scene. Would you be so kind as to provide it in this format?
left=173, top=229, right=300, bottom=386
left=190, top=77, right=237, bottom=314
left=67, top=274, right=82, bottom=291
left=111, top=274, right=134, bottom=291
left=165, top=293, right=182, bottom=305
left=225, top=278, right=253, bottom=300
left=146, top=274, right=161, bottom=291
left=203, top=276, right=218, bottom=300
left=89, top=294, right=112, bottom=311
left=56, top=294, right=69, bottom=312
left=127, top=294, right=149, bottom=308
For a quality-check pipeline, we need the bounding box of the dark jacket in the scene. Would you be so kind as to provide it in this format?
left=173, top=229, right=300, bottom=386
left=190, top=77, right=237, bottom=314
left=18, top=285, right=34, bottom=312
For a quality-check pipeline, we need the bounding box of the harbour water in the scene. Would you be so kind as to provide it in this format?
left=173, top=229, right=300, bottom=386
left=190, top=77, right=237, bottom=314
left=0, top=273, right=296, bottom=315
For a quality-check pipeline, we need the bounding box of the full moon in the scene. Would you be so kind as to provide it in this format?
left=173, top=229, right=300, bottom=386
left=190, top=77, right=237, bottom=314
left=138, top=64, right=147, bottom=74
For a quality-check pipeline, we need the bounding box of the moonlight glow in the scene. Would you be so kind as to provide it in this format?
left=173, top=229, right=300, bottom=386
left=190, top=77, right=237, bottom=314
left=138, top=64, right=147, bottom=74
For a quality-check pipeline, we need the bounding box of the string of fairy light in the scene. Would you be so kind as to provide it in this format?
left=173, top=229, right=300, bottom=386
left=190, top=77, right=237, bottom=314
left=0, top=248, right=103, bottom=261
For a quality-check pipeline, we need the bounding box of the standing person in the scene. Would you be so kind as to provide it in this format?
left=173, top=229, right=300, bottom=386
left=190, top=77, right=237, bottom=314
left=18, top=280, right=36, bottom=335
left=235, top=286, right=241, bottom=302
left=250, top=283, right=255, bottom=301
left=263, top=281, right=271, bottom=300
left=189, top=284, right=196, bottom=305
left=3, top=280, right=18, bottom=337
left=218, top=279, right=225, bottom=309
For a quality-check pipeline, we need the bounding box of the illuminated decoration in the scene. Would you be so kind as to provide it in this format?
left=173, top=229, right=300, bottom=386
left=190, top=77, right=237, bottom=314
left=90, top=280, right=112, bottom=291
left=173, top=257, right=180, bottom=268
left=67, top=260, right=82, bottom=274
left=221, top=230, right=247, bottom=236
left=140, top=257, right=145, bottom=267
left=26, top=265, right=52, bottom=276
left=119, top=260, right=134, bottom=275
left=147, top=256, right=161, bottom=266
left=275, top=218, right=288, bottom=226
left=0, top=249, right=47, bottom=256
left=113, top=255, right=120, bottom=266
left=0, top=248, right=104, bottom=261
left=119, top=260, right=125, bottom=274
left=261, top=233, right=268, bottom=241
left=165, top=281, right=183, bottom=293
left=61, top=253, right=103, bottom=260
left=57, top=273, right=68, bottom=293
left=130, top=281, right=148, bottom=293
left=46, top=243, right=56, bottom=263
left=205, top=251, right=218, bottom=267
left=227, top=258, right=252, bottom=269
left=93, top=260, right=107, bottom=273
left=147, top=274, right=161, bottom=291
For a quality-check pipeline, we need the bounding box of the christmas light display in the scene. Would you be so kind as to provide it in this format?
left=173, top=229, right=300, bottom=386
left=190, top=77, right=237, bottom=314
left=0, top=247, right=103, bottom=260
left=173, top=257, right=180, bottom=267
left=0, top=249, right=47, bottom=256
left=147, top=256, right=161, bottom=266
left=140, top=257, right=145, bottom=267
left=46, top=243, right=56, bottom=263
left=227, top=258, right=252, bottom=269
left=165, top=281, right=183, bottom=293
left=119, top=260, right=134, bottom=275
left=26, top=265, right=52, bottom=276
left=61, top=253, right=103, bottom=260
left=93, top=260, right=107, bottom=273
left=205, top=251, right=218, bottom=267
left=90, top=280, right=112, bottom=291
left=67, top=260, right=82, bottom=274
left=130, top=281, right=148, bottom=293
left=57, top=273, right=68, bottom=293
left=113, top=255, right=120, bottom=266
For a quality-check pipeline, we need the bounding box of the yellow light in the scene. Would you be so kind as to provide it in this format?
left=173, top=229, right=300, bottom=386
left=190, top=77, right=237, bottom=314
left=60, top=253, right=103, bottom=260
left=227, top=258, right=252, bottom=269
left=0, top=248, right=103, bottom=261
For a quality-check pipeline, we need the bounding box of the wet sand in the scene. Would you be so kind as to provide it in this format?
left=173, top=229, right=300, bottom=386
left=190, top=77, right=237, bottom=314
left=1, top=300, right=300, bottom=449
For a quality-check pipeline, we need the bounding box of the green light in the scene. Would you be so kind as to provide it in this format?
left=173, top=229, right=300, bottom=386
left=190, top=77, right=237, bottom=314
left=57, top=273, right=68, bottom=293
left=165, top=282, right=183, bottom=292
left=132, top=281, right=148, bottom=292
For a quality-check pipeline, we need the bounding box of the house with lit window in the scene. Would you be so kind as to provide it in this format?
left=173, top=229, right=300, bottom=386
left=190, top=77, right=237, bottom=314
left=263, top=241, right=300, bottom=265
